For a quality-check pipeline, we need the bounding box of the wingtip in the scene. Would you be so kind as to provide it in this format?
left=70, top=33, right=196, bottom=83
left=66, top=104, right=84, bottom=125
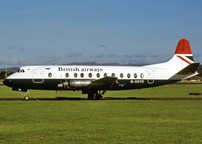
left=175, top=38, right=192, bottom=54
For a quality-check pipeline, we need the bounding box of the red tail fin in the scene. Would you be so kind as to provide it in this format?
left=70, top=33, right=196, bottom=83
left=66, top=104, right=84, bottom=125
left=175, top=38, right=192, bottom=54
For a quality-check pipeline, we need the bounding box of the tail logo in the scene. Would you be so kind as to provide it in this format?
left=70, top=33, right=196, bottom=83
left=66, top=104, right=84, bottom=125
left=177, top=55, right=193, bottom=64
left=175, top=38, right=194, bottom=64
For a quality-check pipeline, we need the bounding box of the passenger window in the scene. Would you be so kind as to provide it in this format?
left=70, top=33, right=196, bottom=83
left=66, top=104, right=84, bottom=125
left=120, top=73, right=123, bottom=78
left=80, top=73, right=84, bottom=78
left=48, top=73, right=52, bottom=78
left=97, top=73, right=100, bottom=78
left=111, top=73, right=115, bottom=77
left=104, top=73, right=107, bottom=77
left=127, top=73, right=131, bottom=78
left=134, top=73, right=137, bottom=78
left=65, top=73, right=69, bottom=78
left=74, top=73, right=77, bottom=78
left=140, top=73, right=144, bottom=78
left=89, top=73, right=92, bottom=78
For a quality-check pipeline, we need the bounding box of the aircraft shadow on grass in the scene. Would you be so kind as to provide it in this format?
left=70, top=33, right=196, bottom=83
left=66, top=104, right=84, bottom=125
left=1, top=96, right=202, bottom=101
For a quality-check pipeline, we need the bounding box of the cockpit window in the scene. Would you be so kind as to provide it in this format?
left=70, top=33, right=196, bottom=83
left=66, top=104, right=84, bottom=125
left=17, top=69, right=25, bottom=73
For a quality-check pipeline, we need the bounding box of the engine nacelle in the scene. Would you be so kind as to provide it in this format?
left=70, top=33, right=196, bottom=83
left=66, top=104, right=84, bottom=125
left=57, top=80, right=92, bottom=88
left=68, top=80, right=92, bottom=88
left=69, top=80, right=91, bottom=88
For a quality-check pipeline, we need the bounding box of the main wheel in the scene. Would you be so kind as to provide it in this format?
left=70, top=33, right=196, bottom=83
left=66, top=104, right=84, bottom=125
left=95, top=94, right=103, bottom=100
left=87, top=93, right=95, bottom=100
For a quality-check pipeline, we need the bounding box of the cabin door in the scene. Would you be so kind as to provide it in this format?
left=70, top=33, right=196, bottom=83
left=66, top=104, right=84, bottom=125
left=147, top=70, right=154, bottom=84
left=32, top=69, right=44, bottom=83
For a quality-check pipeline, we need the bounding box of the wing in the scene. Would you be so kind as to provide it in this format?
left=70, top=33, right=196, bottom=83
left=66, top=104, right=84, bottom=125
left=88, top=76, right=118, bottom=89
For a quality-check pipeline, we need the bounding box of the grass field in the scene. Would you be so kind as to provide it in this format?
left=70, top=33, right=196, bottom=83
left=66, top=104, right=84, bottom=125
left=1, top=83, right=202, bottom=99
left=0, top=84, right=202, bottom=144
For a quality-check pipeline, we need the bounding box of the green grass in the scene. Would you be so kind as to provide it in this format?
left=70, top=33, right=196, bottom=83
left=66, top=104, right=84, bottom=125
left=0, top=84, right=202, bottom=144
left=0, top=83, right=202, bottom=98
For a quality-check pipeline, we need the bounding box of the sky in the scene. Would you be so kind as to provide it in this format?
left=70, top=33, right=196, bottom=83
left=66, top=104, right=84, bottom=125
left=0, top=0, right=202, bottom=68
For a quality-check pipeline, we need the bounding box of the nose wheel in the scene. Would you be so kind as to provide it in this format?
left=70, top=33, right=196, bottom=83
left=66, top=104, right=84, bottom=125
left=24, top=93, right=29, bottom=100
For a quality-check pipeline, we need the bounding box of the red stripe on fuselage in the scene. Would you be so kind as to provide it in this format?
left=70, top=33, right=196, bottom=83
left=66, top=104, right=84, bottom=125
left=177, top=56, right=191, bottom=64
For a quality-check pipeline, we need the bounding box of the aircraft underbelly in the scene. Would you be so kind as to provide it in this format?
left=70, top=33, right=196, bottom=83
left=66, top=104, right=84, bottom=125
left=7, top=78, right=178, bottom=91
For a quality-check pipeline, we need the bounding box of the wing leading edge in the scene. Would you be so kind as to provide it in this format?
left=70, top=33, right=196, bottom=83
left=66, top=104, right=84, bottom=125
left=89, top=76, right=118, bottom=88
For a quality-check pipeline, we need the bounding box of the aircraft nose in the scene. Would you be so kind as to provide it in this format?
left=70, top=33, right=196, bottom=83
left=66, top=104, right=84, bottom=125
left=3, top=79, right=12, bottom=87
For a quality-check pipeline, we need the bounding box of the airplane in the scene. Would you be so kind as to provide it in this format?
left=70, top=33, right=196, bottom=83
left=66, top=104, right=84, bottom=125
left=3, top=38, right=200, bottom=100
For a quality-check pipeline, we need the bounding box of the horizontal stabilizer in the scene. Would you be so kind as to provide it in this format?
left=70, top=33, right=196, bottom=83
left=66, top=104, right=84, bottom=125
left=176, top=63, right=199, bottom=75
left=169, top=63, right=199, bottom=80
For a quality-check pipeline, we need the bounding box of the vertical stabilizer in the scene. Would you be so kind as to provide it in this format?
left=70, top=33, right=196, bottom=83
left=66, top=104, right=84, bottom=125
left=174, top=38, right=194, bottom=64
left=169, top=38, right=198, bottom=79
left=144, top=38, right=199, bottom=80
left=175, top=38, right=192, bottom=54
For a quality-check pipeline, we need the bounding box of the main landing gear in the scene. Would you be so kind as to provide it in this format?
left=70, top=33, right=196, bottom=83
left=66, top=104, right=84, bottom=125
left=87, top=91, right=106, bottom=100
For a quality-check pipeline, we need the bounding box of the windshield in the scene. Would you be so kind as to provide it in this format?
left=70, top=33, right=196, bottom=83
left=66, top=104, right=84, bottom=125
left=17, top=69, right=25, bottom=73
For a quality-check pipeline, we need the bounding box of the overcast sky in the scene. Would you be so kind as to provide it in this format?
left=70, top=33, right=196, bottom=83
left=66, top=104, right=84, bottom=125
left=0, top=0, right=202, bottom=67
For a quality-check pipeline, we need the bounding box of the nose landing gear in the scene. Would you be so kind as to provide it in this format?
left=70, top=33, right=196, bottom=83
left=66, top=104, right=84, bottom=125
left=24, top=92, right=30, bottom=100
